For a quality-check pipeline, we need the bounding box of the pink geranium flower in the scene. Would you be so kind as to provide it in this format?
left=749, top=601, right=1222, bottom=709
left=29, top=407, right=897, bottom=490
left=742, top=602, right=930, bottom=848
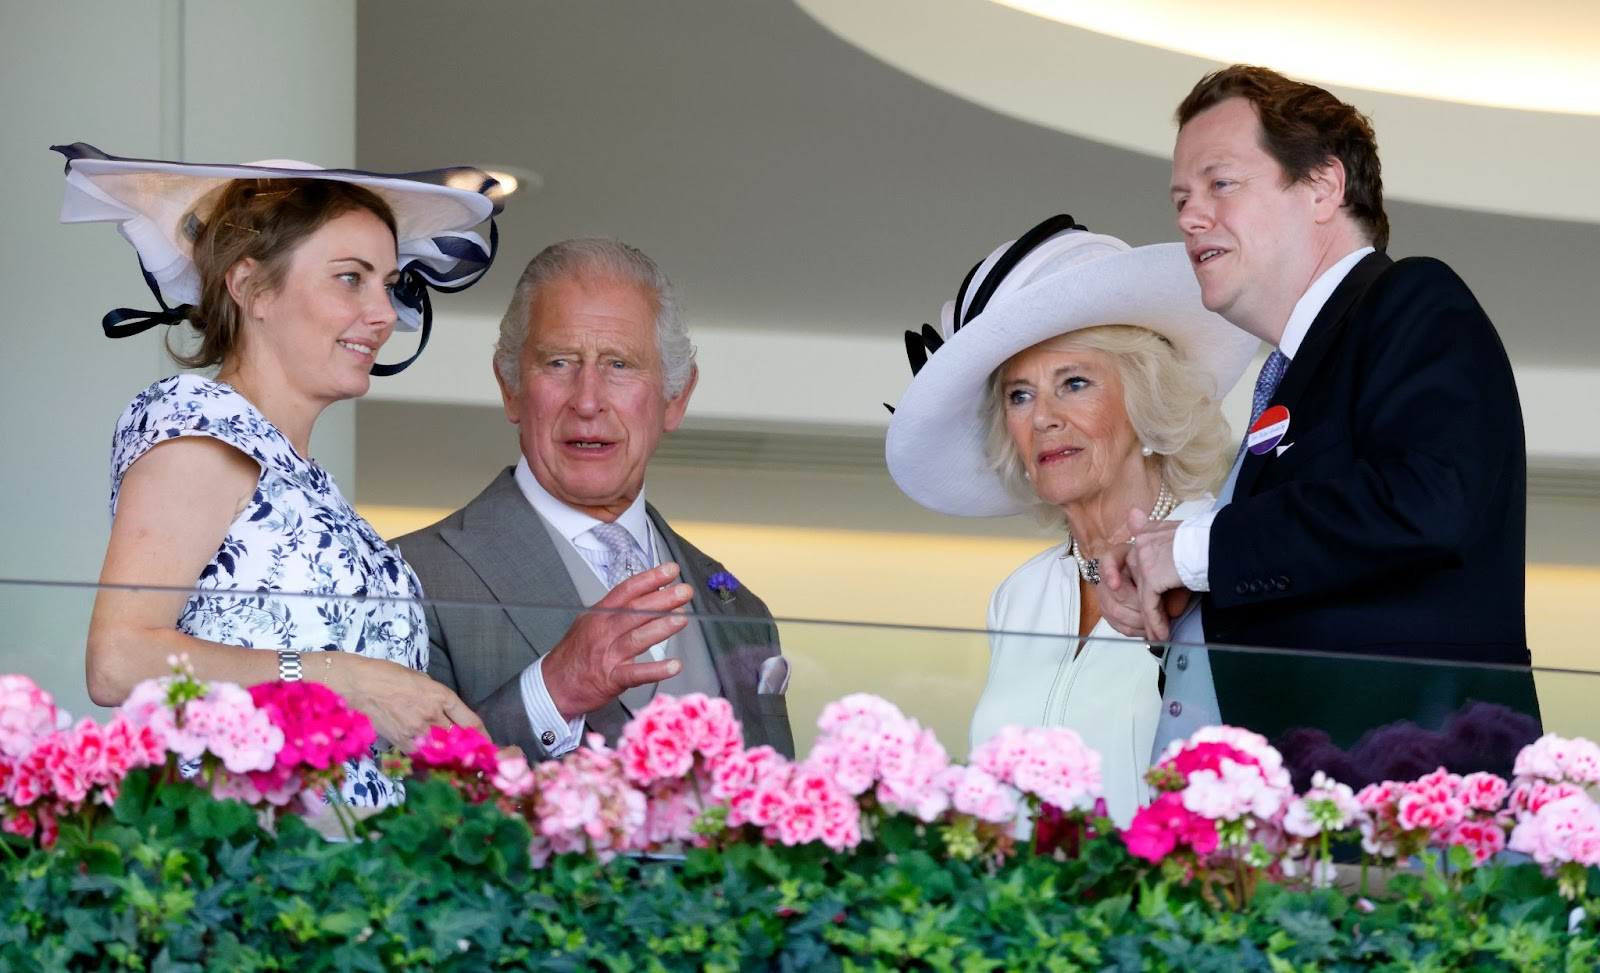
left=1122, top=725, right=1291, bottom=869
left=804, top=694, right=953, bottom=822
left=1514, top=734, right=1600, bottom=787
left=524, top=736, right=647, bottom=866
left=0, top=675, right=58, bottom=759
left=941, top=765, right=1021, bottom=825
left=707, top=744, right=791, bottom=828
left=1124, top=791, right=1219, bottom=863
left=617, top=693, right=745, bottom=788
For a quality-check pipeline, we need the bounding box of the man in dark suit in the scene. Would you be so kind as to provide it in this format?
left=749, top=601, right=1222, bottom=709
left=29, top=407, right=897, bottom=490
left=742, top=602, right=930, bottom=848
left=396, top=239, right=793, bottom=760
left=1103, top=65, right=1538, bottom=783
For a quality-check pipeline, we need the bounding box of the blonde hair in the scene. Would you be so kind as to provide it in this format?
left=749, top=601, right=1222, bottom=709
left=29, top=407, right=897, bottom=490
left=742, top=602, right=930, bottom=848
left=981, top=324, right=1233, bottom=521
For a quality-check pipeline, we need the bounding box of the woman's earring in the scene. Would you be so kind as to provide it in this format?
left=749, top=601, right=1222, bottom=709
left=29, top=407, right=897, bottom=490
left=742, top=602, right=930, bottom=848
left=1140, top=445, right=1154, bottom=458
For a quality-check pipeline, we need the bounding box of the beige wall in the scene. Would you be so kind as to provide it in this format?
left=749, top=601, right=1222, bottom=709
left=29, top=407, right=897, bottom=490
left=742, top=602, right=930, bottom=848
left=0, top=0, right=356, bottom=724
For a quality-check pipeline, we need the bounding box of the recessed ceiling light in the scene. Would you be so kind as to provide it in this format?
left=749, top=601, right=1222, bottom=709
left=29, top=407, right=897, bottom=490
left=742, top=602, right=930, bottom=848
left=479, top=164, right=543, bottom=197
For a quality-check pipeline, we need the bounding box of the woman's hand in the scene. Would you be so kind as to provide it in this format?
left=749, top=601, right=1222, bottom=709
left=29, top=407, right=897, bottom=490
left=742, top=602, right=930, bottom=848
left=321, top=652, right=486, bottom=751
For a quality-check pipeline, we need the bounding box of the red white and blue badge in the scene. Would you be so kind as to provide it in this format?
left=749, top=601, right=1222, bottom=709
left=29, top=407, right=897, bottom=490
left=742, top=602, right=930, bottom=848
left=1247, top=405, right=1290, bottom=456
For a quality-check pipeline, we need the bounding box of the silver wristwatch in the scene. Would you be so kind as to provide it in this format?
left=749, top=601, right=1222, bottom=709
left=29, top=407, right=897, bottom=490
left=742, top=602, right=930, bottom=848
left=277, top=649, right=304, bottom=682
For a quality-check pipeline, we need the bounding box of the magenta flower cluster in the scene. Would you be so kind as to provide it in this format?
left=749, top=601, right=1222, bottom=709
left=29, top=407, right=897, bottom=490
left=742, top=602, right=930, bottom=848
left=1113, top=723, right=1600, bottom=898
left=1124, top=726, right=1293, bottom=866
left=231, top=680, right=378, bottom=807
left=116, top=662, right=378, bottom=814
left=0, top=661, right=386, bottom=845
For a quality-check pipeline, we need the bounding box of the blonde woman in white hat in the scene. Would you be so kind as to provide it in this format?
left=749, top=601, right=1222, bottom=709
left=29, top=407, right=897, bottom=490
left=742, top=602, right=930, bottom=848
left=58, top=144, right=502, bottom=807
left=887, top=215, right=1257, bottom=825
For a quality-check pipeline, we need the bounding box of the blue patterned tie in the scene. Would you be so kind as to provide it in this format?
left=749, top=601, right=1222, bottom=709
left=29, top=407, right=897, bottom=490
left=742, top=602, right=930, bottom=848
left=590, top=522, right=645, bottom=587
left=1238, top=350, right=1289, bottom=460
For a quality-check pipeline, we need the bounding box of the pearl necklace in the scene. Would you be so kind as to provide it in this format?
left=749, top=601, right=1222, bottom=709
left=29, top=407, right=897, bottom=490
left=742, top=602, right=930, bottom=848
left=1068, top=481, right=1176, bottom=585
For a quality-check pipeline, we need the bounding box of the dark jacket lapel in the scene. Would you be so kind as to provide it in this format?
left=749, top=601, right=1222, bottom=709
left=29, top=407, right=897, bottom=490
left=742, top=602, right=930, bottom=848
left=1234, top=251, right=1393, bottom=501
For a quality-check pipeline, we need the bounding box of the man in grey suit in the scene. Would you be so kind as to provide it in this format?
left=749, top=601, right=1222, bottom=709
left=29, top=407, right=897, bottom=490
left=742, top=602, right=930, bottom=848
left=396, top=239, right=793, bottom=760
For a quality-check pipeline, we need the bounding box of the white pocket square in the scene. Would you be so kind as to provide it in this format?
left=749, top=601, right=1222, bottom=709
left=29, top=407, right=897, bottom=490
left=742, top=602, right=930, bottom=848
left=758, top=655, right=790, bottom=695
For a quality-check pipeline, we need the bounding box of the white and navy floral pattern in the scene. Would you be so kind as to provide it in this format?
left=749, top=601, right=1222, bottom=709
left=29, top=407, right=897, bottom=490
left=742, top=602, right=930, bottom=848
left=111, top=375, right=426, bottom=808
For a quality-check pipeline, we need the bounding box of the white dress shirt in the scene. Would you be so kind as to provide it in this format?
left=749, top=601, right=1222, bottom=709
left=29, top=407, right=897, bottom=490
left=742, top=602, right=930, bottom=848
left=512, top=457, right=661, bottom=757
left=1173, top=247, right=1375, bottom=589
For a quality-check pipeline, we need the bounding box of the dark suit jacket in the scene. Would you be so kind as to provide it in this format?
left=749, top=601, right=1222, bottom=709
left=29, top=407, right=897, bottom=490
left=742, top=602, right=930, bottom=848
left=393, top=468, right=794, bottom=759
left=1202, top=252, right=1539, bottom=775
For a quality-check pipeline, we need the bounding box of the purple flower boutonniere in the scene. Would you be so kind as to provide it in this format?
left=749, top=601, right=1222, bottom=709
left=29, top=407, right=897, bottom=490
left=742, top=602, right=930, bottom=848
left=707, top=570, right=740, bottom=603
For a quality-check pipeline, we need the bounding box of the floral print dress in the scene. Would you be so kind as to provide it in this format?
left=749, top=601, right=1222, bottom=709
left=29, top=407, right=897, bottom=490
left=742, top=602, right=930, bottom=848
left=110, top=375, right=424, bottom=807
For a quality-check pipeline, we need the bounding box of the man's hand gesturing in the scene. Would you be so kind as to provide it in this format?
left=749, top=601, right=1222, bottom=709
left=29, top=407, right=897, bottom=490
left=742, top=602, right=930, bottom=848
left=541, top=562, right=695, bottom=720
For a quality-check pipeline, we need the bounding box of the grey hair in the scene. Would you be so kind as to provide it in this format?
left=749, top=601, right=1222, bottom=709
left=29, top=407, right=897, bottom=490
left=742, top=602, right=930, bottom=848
left=981, top=325, right=1234, bottom=524
left=493, top=238, right=696, bottom=398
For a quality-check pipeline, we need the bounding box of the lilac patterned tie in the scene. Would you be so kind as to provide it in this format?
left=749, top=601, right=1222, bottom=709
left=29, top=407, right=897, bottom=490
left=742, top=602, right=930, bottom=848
left=1238, top=350, right=1289, bottom=461
left=590, top=522, right=645, bottom=587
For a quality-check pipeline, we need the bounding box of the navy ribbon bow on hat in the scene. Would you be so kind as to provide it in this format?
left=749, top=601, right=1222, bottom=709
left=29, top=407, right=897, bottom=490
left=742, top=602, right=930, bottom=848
left=885, top=213, right=1088, bottom=414
left=102, top=263, right=195, bottom=339
left=372, top=219, right=499, bottom=377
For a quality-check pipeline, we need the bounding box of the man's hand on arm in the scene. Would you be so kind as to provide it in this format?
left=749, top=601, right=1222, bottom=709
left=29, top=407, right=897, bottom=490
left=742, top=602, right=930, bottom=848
left=541, top=562, right=694, bottom=721
left=1101, top=508, right=1192, bottom=641
left=1093, top=545, right=1151, bottom=638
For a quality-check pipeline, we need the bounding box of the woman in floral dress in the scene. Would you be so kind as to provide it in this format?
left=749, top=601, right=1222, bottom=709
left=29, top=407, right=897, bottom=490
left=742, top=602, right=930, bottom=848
left=60, top=145, right=503, bottom=806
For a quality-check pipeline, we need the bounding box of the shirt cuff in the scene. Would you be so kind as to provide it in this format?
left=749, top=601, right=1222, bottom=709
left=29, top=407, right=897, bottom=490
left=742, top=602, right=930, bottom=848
left=1174, top=510, right=1217, bottom=592
left=519, top=655, right=586, bottom=757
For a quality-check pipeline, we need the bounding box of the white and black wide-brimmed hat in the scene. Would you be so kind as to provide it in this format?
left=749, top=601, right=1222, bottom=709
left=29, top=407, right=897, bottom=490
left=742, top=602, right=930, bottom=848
left=886, top=214, right=1259, bottom=518
left=54, top=142, right=506, bottom=375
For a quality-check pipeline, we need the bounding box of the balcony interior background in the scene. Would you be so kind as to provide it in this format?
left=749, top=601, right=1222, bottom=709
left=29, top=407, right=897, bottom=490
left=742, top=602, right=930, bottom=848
left=351, top=0, right=1600, bottom=651
left=4, top=1, right=1597, bottom=740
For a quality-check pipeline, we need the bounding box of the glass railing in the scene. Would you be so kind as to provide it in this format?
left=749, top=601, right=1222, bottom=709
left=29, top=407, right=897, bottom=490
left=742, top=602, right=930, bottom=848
left=3, top=578, right=1587, bottom=788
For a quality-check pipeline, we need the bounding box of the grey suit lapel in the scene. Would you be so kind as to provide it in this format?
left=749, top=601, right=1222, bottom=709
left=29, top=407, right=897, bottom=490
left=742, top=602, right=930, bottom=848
left=441, top=470, right=635, bottom=743
left=648, top=505, right=762, bottom=710
left=649, top=505, right=724, bottom=633
left=438, top=469, right=581, bottom=657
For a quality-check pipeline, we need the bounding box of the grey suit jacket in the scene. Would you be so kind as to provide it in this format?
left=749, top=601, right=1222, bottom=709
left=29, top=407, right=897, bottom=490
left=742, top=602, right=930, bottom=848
left=393, top=468, right=794, bottom=759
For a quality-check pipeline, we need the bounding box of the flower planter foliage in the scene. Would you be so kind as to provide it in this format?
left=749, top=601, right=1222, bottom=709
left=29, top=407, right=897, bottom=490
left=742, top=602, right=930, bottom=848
left=1, top=670, right=1598, bottom=970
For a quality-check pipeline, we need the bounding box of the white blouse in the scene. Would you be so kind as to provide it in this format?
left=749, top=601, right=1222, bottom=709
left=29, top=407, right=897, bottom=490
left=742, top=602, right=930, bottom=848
left=971, top=499, right=1210, bottom=827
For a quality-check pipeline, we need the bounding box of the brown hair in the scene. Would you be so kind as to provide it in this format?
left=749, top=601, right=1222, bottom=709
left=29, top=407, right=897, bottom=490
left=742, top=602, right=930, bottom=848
left=177, top=179, right=397, bottom=369
left=1176, top=65, right=1389, bottom=251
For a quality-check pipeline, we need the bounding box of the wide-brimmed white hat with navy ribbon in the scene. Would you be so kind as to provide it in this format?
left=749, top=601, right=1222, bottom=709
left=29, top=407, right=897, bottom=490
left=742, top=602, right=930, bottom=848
left=53, top=142, right=504, bottom=375
left=886, top=214, right=1259, bottom=517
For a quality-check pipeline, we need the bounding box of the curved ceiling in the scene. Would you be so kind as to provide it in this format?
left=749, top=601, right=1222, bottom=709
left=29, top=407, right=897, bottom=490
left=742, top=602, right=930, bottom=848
left=798, top=0, right=1600, bottom=224
left=997, top=0, right=1600, bottom=116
